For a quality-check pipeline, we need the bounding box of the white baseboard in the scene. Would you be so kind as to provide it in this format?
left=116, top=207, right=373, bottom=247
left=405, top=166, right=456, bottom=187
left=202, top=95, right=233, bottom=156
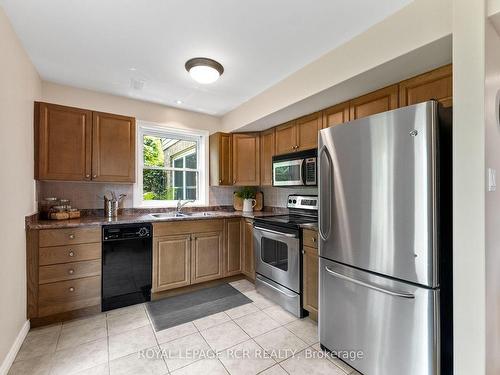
left=0, top=320, right=30, bottom=375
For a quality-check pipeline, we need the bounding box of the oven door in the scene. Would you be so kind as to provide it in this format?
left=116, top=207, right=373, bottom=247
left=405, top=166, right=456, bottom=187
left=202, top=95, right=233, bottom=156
left=273, top=159, right=304, bottom=186
left=253, top=225, right=300, bottom=293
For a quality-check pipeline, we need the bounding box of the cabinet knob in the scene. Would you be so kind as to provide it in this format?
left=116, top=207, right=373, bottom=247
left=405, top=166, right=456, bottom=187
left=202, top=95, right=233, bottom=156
left=93, top=175, right=97, bottom=179
left=312, top=237, right=316, bottom=243
left=219, top=179, right=222, bottom=184
left=68, top=269, right=75, bottom=275
left=68, top=234, right=75, bottom=239
left=85, top=174, right=90, bottom=179
left=68, top=250, right=75, bottom=257
left=233, top=180, right=236, bottom=184
left=69, top=287, right=75, bottom=292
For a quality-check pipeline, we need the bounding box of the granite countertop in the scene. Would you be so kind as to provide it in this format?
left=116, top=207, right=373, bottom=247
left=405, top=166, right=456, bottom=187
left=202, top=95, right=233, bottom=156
left=26, top=207, right=289, bottom=230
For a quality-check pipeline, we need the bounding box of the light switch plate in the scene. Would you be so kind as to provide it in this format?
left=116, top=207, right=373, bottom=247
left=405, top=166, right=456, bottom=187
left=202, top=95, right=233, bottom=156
left=488, top=168, right=496, bottom=192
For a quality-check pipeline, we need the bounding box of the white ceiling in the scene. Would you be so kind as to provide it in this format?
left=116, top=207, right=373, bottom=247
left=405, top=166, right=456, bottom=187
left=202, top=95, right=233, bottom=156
left=1, top=0, right=412, bottom=116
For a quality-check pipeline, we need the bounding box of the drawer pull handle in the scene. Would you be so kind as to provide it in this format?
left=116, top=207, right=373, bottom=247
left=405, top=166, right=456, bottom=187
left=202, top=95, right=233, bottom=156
left=69, top=287, right=75, bottom=292
left=68, top=251, right=75, bottom=257
left=69, top=234, right=75, bottom=239
left=68, top=269, right=75, bottom=275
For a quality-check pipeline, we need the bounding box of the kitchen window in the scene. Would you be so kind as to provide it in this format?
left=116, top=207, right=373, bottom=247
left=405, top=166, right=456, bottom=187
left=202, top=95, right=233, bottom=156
left=136, top=123, right=208, bottom=207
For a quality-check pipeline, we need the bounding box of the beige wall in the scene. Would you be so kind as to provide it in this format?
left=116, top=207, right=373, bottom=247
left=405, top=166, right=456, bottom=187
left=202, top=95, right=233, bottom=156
left=222, top=0, right=452, bottom=132
left=453, top=0, right=486, bottom=374
left=42, top=81, right=222, bottom=134
left=0, top=6, right=41, bottom=372
left=485, top=19, right=500, bottom=375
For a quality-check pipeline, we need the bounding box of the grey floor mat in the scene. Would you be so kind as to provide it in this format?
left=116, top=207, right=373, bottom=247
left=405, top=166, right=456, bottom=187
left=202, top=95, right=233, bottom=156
left=146, top=283, right=252, bottom=332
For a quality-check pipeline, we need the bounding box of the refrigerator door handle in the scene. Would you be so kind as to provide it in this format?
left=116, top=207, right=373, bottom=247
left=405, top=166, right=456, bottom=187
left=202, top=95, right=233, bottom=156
left=324, top=266, right=415, bottom=299
left=319, top=145, right=332, bottom=241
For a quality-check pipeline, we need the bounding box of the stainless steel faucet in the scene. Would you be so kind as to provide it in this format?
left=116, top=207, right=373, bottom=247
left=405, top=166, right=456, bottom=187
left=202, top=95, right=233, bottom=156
left=176, top=199, right=195, bottom=213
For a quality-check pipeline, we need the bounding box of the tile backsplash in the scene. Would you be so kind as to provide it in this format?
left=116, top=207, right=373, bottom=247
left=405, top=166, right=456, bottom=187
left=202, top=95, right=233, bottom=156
left=37, top=182, right=317, bottom=210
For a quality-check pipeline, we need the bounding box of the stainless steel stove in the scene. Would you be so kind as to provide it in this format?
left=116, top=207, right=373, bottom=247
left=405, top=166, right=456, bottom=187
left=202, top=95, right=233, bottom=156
left=253, top=195, right=318, bottom=317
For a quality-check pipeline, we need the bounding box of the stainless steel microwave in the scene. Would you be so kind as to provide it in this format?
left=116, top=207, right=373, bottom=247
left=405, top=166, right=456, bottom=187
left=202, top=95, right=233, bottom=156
left=272, top=149, right=317, bottom=186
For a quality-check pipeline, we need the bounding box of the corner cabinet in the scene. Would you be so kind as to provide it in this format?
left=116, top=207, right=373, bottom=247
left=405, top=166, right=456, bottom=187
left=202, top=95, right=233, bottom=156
left=232, top=133, right=260, bottom=186
left=34, top=102, right=136, bottom=183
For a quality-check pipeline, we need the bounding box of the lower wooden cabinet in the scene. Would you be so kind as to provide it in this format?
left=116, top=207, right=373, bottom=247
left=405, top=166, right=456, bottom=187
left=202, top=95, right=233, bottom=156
left=303, top=246, right=319, bottom=319
left=153, top=234, right=191, bottom=292
left=225, top=219, right=242, bottom=276
left=242, top=219, right=255, bottom=280
left=191, top=231, right=223, bottom=284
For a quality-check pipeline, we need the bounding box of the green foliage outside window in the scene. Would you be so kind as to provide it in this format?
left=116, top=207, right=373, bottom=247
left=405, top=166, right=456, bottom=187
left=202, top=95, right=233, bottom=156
left=143, top=136, right=175, bottom=200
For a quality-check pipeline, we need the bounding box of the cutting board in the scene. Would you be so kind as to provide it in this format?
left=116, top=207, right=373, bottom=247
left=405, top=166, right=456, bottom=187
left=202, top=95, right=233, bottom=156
left=233, top=191, right=263, bottom=211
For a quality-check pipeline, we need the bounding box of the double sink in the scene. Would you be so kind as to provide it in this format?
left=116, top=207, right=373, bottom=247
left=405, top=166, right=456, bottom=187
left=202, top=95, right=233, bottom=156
left=149, top=211, right=217, bottom=219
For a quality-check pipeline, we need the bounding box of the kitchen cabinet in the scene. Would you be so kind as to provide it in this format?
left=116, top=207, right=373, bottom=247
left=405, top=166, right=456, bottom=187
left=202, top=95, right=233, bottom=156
left=295, top=112, right=322, bottom=151
left=275, top=112, right=321, bottom=155
left=27, top=226, right=102, bottom=323
left=91, top=111, right=136, bottom=182
left=153, top=234, right=191, bottom=292
left=275, top=121, right=296, bottom=155
left=322, top=101, right=350, bottom=128
left=302, top=229, right=318, bottom=320
left=225, top=218, right=242, bottom=276
left=35, top=102, right=136, bottom=183
left=242, top=219, right=255, bottom=280
left=399, top=64, right=452, bottom=108
left=260, top=128, right=275, bottom=186
left=35, top=102, right=92, bottom=181
left=191, top=231, right=224, bottom=284
left=349, top=84, right=399, bottom=120
left=209, top=132, right=232, bottom=186
left=232, top=133, right=260, bottom=186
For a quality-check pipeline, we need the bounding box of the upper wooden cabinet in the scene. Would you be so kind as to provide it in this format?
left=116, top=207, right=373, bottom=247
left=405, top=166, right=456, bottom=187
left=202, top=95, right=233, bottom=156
left=232, top=133, right=260, bottom=186
left=349, top=84, right=399, bottom=120
left=260, top=129, right=275, bottom=186
left=322, top=101, right=350, bottom=128
left=35, top=102, right=136, bottom=183
left=275, top=121, right=296, bottom=155
left=92, top=112, right=135, bottom=182
left=399, top=64, right=452, bottom=108
left=209, top=132, right=232, bottom=186
left=35, top=102, right=92, bottom=181
left=275, top=112, right=321, bottom=155
left=295, top=112, right=322, bottom=151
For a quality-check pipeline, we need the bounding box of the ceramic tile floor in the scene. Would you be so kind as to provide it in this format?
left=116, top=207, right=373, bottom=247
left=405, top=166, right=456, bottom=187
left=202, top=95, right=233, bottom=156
left=9, top=279, right=358, bottom=375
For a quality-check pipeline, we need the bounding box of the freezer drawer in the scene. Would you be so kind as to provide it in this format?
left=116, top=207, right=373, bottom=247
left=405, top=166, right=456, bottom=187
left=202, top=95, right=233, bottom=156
left=319, top=258, right=439, bottom=375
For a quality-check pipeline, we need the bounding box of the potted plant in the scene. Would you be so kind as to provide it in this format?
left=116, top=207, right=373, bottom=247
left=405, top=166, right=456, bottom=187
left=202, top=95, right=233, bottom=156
left=235, top=186, right=257, bottom=212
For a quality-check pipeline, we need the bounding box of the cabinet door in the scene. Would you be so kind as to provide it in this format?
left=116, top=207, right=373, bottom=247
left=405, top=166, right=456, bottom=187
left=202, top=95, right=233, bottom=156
left=260, top=129, right=275, bottom=186
left=399, top=64, right=452, bottom=108
left=242, top=219, right=255, bottom=280
left=303, top=246, right=319, bottom=319
left=322, top=101, right=350, bottom=128
left=191, top=231, right=223, bottom=284
left=92, top=112, right=136, bottom=182
left=349, top=85, right=399, bottom=120
left=153, top=234, right=191, bottom=292
left=35, top=102, right=92, bottom=181
left=209, top=132, right=232, bottom=186
left=224, top=219, right=242, bottom=276
left=296, top=112, right=321, bottom=151
left=275, top=121, right=297, bottom=155
left=232, top=133, right=260, bottom=186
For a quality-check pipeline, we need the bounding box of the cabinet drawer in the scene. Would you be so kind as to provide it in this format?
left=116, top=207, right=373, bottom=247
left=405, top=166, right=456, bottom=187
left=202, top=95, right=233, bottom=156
left=39, top=243, right=101, bottom=266
left=153, top=220, right=223, bottom=237
left=39, top=260, right=101, bottom=284
left=39, top=227, right=101, bottom=247
left=303, top=229, right=318, bottom=249
left=38, top=276, right=101, bottom=317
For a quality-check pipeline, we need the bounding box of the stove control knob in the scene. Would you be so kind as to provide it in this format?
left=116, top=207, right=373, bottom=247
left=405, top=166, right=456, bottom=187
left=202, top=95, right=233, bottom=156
left=288, top=199, right=292, bottom=204
left=293, top=199, right=297, bottom=204
left=138, top=227, right=149, bottom=237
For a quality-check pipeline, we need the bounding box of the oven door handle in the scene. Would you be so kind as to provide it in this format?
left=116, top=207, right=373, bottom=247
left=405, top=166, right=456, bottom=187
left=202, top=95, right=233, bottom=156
left=254, top=226, right=298, bottom=238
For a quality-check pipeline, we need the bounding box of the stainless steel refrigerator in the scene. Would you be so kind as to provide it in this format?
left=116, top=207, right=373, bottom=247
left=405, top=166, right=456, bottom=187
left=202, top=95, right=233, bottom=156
left=318, top=101, right=453, bottom=375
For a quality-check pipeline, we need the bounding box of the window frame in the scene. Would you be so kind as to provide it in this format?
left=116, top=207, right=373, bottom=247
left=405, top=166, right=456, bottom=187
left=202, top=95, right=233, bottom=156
left=134, top=122, right=209, bottom=208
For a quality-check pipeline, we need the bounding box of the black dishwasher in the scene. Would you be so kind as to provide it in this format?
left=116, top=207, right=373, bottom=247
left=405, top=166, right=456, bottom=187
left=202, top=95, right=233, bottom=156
left=102, top=223, right=152, bottom=311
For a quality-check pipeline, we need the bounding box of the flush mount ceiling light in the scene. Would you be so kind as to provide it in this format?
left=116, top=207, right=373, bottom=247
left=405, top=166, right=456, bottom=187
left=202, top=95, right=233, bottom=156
left=185, top=57, right=224, bottom=84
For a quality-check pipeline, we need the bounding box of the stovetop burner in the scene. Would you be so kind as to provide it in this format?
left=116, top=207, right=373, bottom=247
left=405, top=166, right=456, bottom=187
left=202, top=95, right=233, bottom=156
left=254, top=195, right=318, bottom=230
left=255, top=214, right=317, bottom=226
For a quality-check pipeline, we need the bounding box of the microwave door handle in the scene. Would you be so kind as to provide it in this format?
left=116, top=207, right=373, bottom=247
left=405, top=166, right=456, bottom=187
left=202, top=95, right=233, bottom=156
left=300, top=159, right=305, bottom=185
